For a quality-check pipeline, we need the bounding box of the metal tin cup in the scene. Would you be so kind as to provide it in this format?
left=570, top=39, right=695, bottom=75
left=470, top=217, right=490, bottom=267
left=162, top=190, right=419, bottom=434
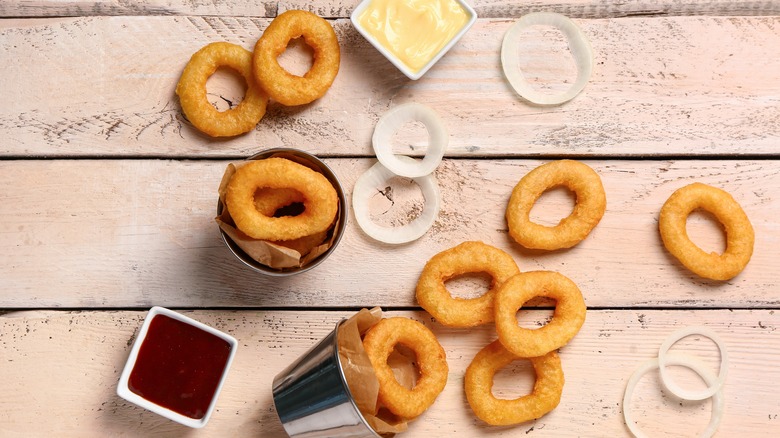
left=272, top=320, right=380, bottom=438
left=217, top=148, right=348, bottom=277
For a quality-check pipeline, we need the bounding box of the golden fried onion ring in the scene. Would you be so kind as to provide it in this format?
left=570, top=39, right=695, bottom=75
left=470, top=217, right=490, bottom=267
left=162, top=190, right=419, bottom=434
left=226, top=158, right=338, bottom=241
left=416, top=241, right=520, bottom=327
left=363, top=317, right=448, bottom=419
left=253, top=10, right=341, bottom=106
left=495, top=271, right=586, bottom=358
left=465, top=340, right=564, bottom=426
left=176, top=42, right=268, bottom=137
left=659, top=182, right=754, bottom=280
left=506, top=160, right=606, bottom=250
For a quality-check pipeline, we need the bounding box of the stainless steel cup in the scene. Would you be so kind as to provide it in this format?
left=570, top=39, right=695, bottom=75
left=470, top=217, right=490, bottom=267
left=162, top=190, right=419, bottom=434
left=217, top=148, right=348, bottom=277
left=272, top=320, right=380, bottom=438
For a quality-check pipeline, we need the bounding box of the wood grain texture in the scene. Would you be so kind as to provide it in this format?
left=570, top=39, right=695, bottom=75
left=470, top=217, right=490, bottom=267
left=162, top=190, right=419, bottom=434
left=5, top=0, right=779, bottom=18
left=1, top=309, right=777, bottom=436
left=0, top=158, right=776, bottom=308
left=1, top=16, right=779, bottom=158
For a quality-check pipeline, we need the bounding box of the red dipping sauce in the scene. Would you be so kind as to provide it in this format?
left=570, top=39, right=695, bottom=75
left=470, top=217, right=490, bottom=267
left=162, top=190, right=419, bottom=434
left=128, top=314, right=232, bottom=419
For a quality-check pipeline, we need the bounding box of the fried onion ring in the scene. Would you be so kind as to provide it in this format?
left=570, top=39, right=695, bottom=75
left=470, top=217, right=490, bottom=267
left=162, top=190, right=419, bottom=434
left=253, top=10, right=341, bottom=106
left=659, top=182, right=754, bottom=280
left=465, top=340, right=564, bottom=426
left=362, top=317, right=448, bottom=419
left=416, top=241, right=520, bottom=327
left=494, top=271, right=586, bottom=358
left=506, top=160, right=606, bottom=250
left=226, top=158, right=338, bottom=241
left=176, top=42, right=268, bottom=137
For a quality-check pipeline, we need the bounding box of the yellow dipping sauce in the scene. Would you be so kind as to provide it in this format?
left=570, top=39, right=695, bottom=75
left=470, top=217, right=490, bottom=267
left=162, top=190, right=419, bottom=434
left=358, top=0, right=470, bottom=73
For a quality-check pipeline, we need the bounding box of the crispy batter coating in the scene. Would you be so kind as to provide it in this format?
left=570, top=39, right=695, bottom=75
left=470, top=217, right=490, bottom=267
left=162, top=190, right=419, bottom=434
left=176, top=42, right=268, bottom=137
left=465, top=340, right=564, bottom=426
left=659, top=182, right=754, bottom=280
left=226, top=158, right=338, bottom=241
left=416, top=241, right=520, bottom=327
left=362, top=317, right=448, bottom=419
left=506, top=160, right=606, bottom=250
left=494, top=271, right=586, bottom=358
left=253, top=10, right=340, bottom=106
left=253, top=187, right=305, bottom=217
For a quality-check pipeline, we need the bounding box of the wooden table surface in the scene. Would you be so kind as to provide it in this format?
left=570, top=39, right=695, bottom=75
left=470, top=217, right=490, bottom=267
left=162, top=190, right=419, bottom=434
left=2, top=0, right=779, bottom=436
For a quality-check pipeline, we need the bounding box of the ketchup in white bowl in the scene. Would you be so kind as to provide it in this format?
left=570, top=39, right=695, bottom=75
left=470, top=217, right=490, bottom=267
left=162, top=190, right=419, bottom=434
left=117, top=307, right=238, bottom=428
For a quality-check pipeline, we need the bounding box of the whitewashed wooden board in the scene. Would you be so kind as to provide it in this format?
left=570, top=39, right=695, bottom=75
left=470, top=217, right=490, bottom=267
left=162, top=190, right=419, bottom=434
left=1, top=16, right=779, bottom=157
left=0, top=309, right=777, bottom=436
left=0, top=158, right=776, bottom=308
left=4, top=0, right=780, bottom=18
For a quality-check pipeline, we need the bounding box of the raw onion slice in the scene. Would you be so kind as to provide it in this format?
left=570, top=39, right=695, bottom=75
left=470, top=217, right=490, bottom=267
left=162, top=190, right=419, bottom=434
left=352, top=158, right=440, bottom=244
left=657, top=326, right=729, bottom=401
left=500, top=12, right=594, bottom=105
left=372, top=103, right=448, bottom=178
left=623, top=353, right=725, bottom=438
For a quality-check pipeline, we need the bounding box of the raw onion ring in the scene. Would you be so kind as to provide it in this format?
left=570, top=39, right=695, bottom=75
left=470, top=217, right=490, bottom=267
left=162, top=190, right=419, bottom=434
left=252, top=10, right=341, bottom=106
left=352, top=157, right=440, bottom=244
left=501, top=12, right=593, bottom=105
left=494, top=271, right=586, bottom=358
left=623, top=353, right=725, bottom=438
left=372, top=103, right=448, bottom=178
left=416, top=241, right=520, bottom=327
left=226, top=158, right=338, bottom=241
left=657, top=326, right=728, bottom=401
left=506, top=160, right=606, bottom=250
left=465, top=340, right=563, bottom=426
left=362, top=317, right=448, bottom=419
left=658, top=182, right=754, bottom=280
left=176, top=42, right=268, bottom=137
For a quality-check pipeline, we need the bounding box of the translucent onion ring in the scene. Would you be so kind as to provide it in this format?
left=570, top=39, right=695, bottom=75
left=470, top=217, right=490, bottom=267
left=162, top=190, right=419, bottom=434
left=352, top=157, right=440, bottom=244
left=501, top=12, right=593, bottom=105
left=657, top=326, right=729, bottom=401
left=372, top=103, right=448, bottom=178
left=623, top=353, right=725, bottom=438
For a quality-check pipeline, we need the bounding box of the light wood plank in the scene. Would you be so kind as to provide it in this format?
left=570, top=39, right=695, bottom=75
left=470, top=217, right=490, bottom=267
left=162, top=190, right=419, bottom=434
left=4, top=0, right=779, bottom=19
left=0, top=158, right=776, bottom=308
left=0, top=309, right=777, bottom=436
left=0, top=1, right=278, bottom=17
left=1, top=16, right=779, bottom=157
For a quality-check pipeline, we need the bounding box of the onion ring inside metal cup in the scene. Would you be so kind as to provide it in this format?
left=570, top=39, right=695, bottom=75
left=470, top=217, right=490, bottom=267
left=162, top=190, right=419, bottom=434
left=217, top=148, right=348, bottom=277
left=272, top=320, right=380, bottom=438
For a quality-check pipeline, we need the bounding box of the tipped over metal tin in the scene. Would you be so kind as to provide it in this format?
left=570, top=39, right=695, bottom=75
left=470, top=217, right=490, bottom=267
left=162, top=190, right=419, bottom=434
left=217, top=148, right=348, bottom=277
left=272, top=320, right=380, bottom=438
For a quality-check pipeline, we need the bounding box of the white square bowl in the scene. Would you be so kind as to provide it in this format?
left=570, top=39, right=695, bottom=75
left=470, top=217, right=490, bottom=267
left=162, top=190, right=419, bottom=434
left=351, top=0, right=477, bottom=80
left=116, top=306, right=238, bottom=428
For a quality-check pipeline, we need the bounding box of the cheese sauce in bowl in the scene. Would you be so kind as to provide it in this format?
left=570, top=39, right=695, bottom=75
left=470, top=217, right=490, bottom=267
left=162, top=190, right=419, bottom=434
left=352, top=0, right=477, bottom=79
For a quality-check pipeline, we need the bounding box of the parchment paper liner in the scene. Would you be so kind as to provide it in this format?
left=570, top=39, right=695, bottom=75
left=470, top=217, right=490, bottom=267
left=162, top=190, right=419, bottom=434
left=216, top=161, right=341, bottom=270
left=338, top=308, right=417, bottom=436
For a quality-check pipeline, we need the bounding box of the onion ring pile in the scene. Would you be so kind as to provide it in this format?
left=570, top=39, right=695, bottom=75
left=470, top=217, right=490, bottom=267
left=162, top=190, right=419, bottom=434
left=372, top=103, right=448, bottom=178
left=362, top=317, right=448, bottom=419
left=416, top=241, right=520, bottom=327
left=253, top=10, right=341, bottom=106
left=226, top=157, right=338, bottom=241
left=465, top=340, right=564, bottom=426
left=506, top=160, right=606, bottom=250
left=176, top=42, right=269, bottom=137
left=659, top=182, right=754, bottom=280
left=494, top=270, right=586, bottom=358
left=253, top=187, right=305, bottom=217
left=501, top=12, right=593, bottom=106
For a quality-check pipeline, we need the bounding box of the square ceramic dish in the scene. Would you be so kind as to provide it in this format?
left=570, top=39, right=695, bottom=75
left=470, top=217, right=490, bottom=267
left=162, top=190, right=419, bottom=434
left=116, top=307, right=238, bottom=428
left=351, top=0, right=477, bottom=80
